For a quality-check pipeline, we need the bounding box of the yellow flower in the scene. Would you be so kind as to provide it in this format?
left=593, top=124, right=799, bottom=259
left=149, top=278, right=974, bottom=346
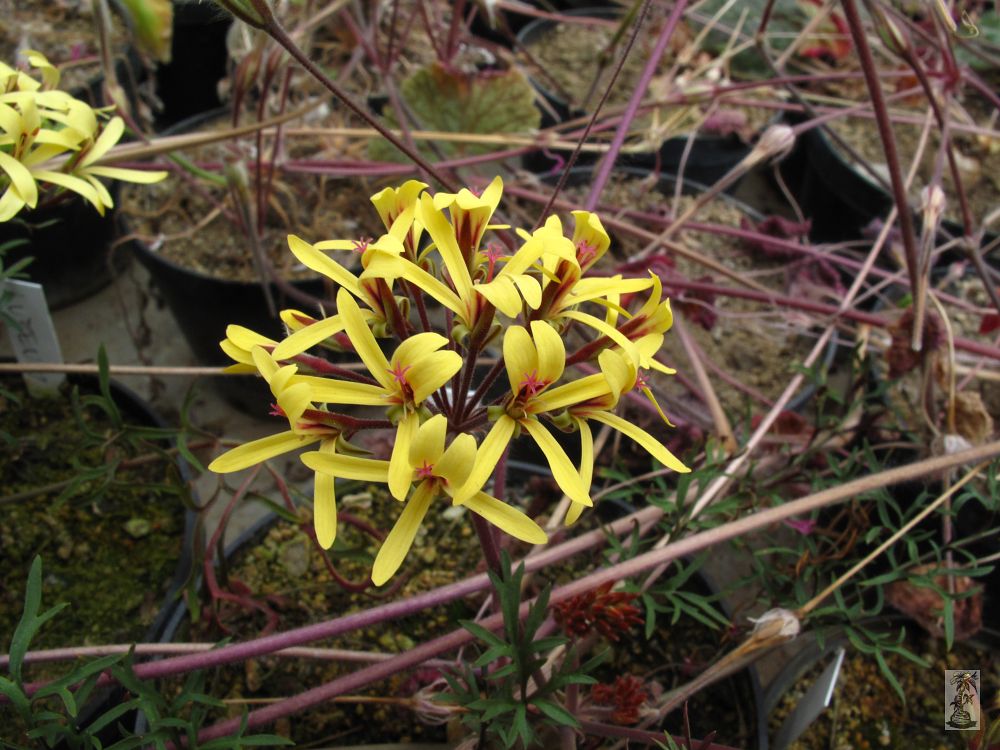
left=562, top=349, right=689, bottom=524
left=453, top=321, right=607, bottom=510
left=302, top=414, right=547, bottom=585
left=0, top=52, right=166, bottom=221
left=370, top=179, right=427, bottom=256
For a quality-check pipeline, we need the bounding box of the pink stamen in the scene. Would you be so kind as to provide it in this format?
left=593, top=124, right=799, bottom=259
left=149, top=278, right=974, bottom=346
left=576, top=239, right=599, bottom=267
left=268, top=402, right=285, bottom=417
left=388, top=361, right=412, bottom=386
left=519, top=369, right=547, bottom=398
left=634, top=372, right=650, bottom=391
left=352, top=237, right=372, bottom=254
left=483, top=243, right=504, bottom=281
left=416, top=460, right=435, bottom=479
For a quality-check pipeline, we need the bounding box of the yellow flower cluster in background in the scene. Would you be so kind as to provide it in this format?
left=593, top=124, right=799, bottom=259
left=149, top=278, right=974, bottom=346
left=0, top=52, right=166, bottom=222
left=210, top=177, right=688, bottom=585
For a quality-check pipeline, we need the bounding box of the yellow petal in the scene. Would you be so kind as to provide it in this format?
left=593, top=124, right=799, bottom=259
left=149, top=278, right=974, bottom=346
left=410, top=413, right=447, bottom=469
left=389, top=412, right=419, bottom=500
left=418, top=192, right=474, bottom=303
left=314, top=440, right=338, bottom=548
left=226, top=325, right=275, bottom=351
left=0, top=150, right=38, bottom=207
left=531, top=374, right=609, bottom=414
left=530, top=320, right=566, bottom=385
left=297, top=376, right=387, bottom=406
left=301, top=451, right=391, bottom=482
left=272, top=316, right=345, bottom=359
left=406, top=349, right=463, bottom=404
left=288, top=235, right=363, bottom=297
left=32, top=169, right=102, bottom=212
left=83, top=165, right=168, bottom=184
left=452, top=415, right=516, bottom=506
left=462, top=491, right=547, bottom=545
left=337, top=288, right=393, bottom=391
left=435, top=432, right=477, bottom=489
left=520, top=418, right=591, bottom=507
left=474, top=276, right=521, bottom=318
left=79, top=116, right=125, bottom=166
left=502, top=325, right=534, bottom=395
left=364, top=254, right=466, bottom=321
left=372, top=480, right=436, bottom=586
left=209, top=431, right=318, bottom=473
left=588, top=410, right=689, bottom=473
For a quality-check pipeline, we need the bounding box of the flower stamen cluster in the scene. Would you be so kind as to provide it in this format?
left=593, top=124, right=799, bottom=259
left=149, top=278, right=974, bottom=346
left=209, top=177, right=688, bottom=585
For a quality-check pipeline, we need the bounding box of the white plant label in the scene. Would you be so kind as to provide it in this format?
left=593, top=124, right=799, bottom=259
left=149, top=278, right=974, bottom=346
left=1, top=279, right=65, bottom=395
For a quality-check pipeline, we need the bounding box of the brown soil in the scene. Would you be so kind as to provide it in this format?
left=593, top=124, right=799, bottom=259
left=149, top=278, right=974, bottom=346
left=880, top=274, right=999, bottom=441
left=517, top=13, right=775, bottom=142
left=120, top=122, right=389, bottom=282
left=0, top=376, right=185, bottom=683
left=769, top=628, right=999, bottom=750
left=824, top=86, right=1000, bottom=230
left=0, top=0, right=130, bottom=95
left=556, top=173, right=824, bottom=421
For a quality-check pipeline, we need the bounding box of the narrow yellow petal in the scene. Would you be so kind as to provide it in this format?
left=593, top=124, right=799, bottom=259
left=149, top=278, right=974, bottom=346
left=364, top=254, right=465, bottom=320
left=462, top=492, right=548, bottom=545
left=530, top=320, right=565, bottom=384
left=410, top=413, right=447, bottom=469
left=435, top=432, right=477, bottom=490
left=337, top=288, right=393, bottom=391
left=502, top=325, right=534, bottom=395
left=314, top=440, right=338, bottom=548
left=372, top=480, right=436, bottom=586
left=0, top=151, right=38, bottom=206
left=288, top=235, right=363, bottom=297
left=300, top=451, right=391, bottom=482
left=588, top=410, right=689, bottom=473
left=452, top=415, right=516, bottom=506
left=520, top=418, right=591, bottom=507
left=226, top=325, right=275, bottom=351
left=296, top=377, right=387, bottom=406
left=209, top=432, right=318, bottom=473
left=272, top=316, right=345, bottom=359
left=389, top=412, right=419, bottom=500
left=565, top=418, right=593, bottom=526
left=84, top=165, right=168, bottom=183
left=418, top=192, right=474, bottom=303
left=407, top=349, right=463, bottom=404
left=79, top=115, right=124, bottom=166
left=530, top=374, right=609, bottom=414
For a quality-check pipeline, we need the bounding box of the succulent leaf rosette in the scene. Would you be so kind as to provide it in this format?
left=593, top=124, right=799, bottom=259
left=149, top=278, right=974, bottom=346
left=0, top=52, right=167, bottom=222
left=209, top=177, right=689, bottom=585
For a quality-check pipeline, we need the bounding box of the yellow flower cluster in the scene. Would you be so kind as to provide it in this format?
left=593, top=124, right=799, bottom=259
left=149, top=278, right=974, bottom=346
left=210, top=177, right=688, bottom=585
left=0, top=52, right=166, bottom=222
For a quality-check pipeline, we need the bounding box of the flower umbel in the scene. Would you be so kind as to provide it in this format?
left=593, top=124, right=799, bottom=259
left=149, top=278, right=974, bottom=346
left=209, top=177, right=689, bottom=584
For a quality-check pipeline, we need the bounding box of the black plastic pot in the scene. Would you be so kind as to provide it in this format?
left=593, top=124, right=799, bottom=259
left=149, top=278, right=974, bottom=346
left=779, top=119, right=894, bottom=243
left=516, top=9, right=760, bottom=186
left=153, top=1, right=233, bottom=131
left=121, top=108, right=328, bottom=410
left=0, top=187, right=128, bottom=310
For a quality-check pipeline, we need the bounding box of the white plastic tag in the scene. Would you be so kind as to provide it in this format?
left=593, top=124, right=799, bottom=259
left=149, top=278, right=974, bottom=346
left=1, top=279, right=65, bottom=395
